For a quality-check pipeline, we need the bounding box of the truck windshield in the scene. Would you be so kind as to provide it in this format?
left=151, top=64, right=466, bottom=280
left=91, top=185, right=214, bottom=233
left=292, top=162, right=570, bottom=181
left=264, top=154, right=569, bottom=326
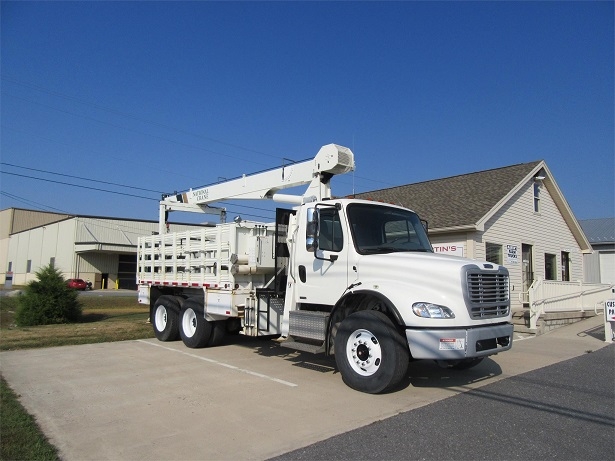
left=347, top=203, right=433, bottom=255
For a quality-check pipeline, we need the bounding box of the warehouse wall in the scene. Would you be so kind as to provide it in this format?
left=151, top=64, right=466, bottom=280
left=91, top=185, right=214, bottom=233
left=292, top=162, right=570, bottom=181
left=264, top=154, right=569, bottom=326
left=0, top=209, right=205, bottom=288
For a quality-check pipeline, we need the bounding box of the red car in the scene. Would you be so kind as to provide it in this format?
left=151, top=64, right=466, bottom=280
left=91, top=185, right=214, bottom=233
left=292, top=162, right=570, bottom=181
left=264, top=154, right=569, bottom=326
left=66, top=278, right=88, bottom=290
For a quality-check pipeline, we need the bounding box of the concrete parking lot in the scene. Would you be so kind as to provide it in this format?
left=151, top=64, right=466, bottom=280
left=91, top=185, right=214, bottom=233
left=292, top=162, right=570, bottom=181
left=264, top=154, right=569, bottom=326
left=0, top=315, right=610, bottom=460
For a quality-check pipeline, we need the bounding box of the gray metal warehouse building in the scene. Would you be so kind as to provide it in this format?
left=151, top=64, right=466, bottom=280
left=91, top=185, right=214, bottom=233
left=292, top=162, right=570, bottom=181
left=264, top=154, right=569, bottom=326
left=0, top=208, right=202, bottom=289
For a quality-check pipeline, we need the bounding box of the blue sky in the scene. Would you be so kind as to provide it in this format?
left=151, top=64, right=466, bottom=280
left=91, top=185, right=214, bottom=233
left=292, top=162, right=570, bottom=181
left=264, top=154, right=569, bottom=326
left=1, top=1, right=613, bottom=223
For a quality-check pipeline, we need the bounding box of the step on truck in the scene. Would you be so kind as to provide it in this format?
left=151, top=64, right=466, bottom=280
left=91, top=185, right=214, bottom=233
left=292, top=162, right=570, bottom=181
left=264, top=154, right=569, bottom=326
left=137, top=143, right=513, bottom=394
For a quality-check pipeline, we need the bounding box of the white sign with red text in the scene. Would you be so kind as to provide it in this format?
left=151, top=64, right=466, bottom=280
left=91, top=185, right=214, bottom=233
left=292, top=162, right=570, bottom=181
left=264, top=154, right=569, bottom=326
left=606, top=300, right=615, bottom=322
left=433, top=244, right=464, bottom=257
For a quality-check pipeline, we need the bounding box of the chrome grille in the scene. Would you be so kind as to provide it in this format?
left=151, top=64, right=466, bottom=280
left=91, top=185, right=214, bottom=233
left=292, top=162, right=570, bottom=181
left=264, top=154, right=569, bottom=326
left=466, top=270, right=510, bottom=319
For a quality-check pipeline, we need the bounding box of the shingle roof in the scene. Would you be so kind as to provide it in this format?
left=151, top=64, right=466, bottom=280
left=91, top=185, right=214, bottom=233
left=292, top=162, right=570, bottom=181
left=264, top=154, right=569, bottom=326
left=579, top=218, right=615, bottom=244
left=351, top=161, right=542, bottom=229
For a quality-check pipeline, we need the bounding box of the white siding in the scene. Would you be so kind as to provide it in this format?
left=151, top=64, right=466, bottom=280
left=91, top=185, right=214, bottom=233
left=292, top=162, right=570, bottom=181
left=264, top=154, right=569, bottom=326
left=479, top=181, right=584, bottom=309
left=599, top=251, right=615, bottom=284
left=429, top=234, right=469, bottom=258
left=583, top=252, right=601, bottom=283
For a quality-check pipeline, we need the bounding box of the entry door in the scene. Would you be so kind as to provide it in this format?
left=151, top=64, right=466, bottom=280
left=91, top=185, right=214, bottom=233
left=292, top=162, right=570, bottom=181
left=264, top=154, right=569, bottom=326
left=561, top=252, right=571, bottom=282
left=521, top=244, right=534, bottom=306
left=293, top=207, right=349, bottom=306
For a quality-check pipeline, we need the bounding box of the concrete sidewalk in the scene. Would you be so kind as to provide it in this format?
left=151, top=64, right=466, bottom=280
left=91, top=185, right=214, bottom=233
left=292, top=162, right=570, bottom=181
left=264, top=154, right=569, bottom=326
left=0, top=315, right=611, bottom=461
left=502, top=313, right=609, bottom=376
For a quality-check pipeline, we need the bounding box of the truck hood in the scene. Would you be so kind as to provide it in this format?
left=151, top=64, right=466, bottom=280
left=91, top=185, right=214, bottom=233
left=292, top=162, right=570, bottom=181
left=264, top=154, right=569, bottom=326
left=355, top=251, right=493, bottom=276
left=352, top=251, right=506, bottom=325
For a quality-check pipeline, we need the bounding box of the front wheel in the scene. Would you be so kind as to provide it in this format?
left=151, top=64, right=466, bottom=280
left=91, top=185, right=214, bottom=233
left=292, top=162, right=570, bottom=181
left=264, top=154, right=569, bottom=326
left=334, top=310, right=409, bottom=394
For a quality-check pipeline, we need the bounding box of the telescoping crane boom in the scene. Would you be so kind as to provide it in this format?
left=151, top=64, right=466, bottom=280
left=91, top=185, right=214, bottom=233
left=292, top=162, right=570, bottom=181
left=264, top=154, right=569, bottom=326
left=158, top=144, right=355, bottom=233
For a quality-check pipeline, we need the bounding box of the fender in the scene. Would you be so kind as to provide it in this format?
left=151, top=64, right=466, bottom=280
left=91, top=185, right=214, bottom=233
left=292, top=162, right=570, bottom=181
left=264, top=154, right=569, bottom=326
left=342, top=272, right=475, bottom=328
left=338, top=288, right=404, bottom=325
left=325, top=288, right=404, bottom=355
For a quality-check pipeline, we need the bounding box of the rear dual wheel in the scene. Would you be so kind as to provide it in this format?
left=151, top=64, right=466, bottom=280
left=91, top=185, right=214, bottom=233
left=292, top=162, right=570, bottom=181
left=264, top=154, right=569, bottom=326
left=179, top=299, right=226, bottom=348
left=152, top=295, right=181, bottom=341
left=180, top=299, right=211, bottom=348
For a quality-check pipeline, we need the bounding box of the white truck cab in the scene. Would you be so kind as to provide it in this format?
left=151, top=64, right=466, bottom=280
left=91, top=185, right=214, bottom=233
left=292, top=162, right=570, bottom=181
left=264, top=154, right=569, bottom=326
left=137, top=144, right=512, bottom=393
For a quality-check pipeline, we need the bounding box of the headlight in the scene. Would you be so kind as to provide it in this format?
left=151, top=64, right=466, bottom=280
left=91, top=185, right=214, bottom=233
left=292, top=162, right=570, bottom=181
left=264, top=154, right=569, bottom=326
left=412, top=302, right=455, bottom=319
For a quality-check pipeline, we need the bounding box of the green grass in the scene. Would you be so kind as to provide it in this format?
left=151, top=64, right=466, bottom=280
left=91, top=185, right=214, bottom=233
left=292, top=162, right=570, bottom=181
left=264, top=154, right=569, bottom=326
left=0, top=376, right=60, bottom=461
left=1, top=291, right=152, bottom=460
left=0, top=293, right=154, bottom=351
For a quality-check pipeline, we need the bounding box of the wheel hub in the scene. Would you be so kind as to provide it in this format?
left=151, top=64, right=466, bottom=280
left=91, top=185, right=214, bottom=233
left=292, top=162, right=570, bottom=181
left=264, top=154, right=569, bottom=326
left=345, top=329, right=383, bottom=376
left=155, top=306, right=167, bottom=331
left=182, top=308, right=197, bottom=338
left=356, top=343, right=369, bottom=361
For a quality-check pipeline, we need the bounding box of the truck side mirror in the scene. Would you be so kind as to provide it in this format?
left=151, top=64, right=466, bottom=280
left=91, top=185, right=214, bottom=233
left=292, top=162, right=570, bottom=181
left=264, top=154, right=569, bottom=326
left=306, top=207, right=318, bottom=252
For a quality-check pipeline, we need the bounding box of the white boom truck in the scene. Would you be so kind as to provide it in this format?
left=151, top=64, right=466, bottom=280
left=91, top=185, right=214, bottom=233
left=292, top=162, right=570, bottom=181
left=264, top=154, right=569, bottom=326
left=137, top=143, right=513, bottom=394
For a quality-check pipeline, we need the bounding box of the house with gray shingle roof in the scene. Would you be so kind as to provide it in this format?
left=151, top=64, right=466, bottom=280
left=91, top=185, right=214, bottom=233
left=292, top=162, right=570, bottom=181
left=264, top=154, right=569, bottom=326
left=351, top=160, right=592, bottom=311
left=579, top=218, right=615, bottom=284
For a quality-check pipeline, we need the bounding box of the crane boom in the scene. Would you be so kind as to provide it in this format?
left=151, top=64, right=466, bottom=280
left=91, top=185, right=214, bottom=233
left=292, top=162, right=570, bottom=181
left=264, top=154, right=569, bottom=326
left=159, top=143, right=354, bottom=233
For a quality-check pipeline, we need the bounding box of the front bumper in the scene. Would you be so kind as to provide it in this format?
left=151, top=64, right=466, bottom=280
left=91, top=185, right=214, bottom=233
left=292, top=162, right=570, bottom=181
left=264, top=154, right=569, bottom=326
left=405, top=323, right=513, bottom=360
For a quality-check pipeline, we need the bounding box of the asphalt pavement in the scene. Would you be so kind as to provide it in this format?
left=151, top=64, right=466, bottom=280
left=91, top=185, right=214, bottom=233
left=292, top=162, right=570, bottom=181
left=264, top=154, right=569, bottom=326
left=270, top=344, right=615, bottom=461
left=0, top=314, right=613, bottom=460
left=77, top=289, right=137, bottom=297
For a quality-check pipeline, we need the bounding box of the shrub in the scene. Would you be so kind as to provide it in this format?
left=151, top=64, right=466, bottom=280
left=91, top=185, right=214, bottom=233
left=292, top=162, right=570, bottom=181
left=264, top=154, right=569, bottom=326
left=15, top=265, right=82, bottom=326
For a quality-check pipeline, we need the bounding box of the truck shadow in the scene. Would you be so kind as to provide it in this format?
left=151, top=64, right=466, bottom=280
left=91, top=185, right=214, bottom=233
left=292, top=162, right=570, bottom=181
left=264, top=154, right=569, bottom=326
left=404, top=358, right=503, bottom=390
left=232, top=335, right=503, bottom=392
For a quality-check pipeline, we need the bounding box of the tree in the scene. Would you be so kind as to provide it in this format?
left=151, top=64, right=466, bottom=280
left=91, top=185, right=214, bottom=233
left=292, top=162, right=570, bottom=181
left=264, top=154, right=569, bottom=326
left=15, top=265, right=82, bottom=326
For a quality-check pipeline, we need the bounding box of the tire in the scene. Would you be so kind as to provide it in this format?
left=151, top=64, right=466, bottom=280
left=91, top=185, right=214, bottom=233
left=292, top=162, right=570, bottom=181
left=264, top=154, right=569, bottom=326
left=334, top=310, right=410, bottom=394
left=152, top=295, right=180, bottom=341
left=179, top=299, right=212, bottom=348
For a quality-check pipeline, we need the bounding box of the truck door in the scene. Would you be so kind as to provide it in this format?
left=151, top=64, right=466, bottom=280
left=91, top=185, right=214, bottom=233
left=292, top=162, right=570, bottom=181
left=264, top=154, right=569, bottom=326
left=294, top=205, right=350, bottom=306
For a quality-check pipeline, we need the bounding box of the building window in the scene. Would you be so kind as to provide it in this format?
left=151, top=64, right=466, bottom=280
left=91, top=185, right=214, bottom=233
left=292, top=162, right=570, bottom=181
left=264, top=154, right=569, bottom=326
left=522, top=244, right=534, bottom=298
left=545, top=253, right=557, bottom=280
left=486, top=243, right=503, bottom=265
left=26, top=260, right=32, bottom=273
left=49, top=257, right=55, bottom=268
left=533, top=182, right=541, bottom=213
left=7, top=262, right=12, bottom=272
left=561, top=252, right=570, bottom=281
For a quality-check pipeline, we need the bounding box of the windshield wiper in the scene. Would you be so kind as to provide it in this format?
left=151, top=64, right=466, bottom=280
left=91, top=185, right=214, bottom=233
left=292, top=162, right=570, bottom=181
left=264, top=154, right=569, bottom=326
left=360, top=246, right=405, bottom=254
left=362, top=247, right=431, bottom=254
left=378, top=247, right=404, bottom=253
